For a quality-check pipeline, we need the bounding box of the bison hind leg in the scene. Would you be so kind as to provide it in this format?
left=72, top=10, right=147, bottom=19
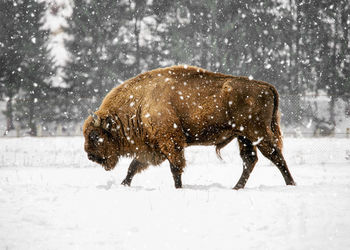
left=257, top=136, right=296, bottom=186
left=233, top=136, right=258, bottom=190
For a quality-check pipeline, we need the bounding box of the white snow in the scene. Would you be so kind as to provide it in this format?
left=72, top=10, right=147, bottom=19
left=0, top=137, right=350, bottom=250
left=252, top=137, right=264, bottom=146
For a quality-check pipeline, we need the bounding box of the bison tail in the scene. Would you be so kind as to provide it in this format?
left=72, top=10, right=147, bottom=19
left=215, top=137, right=234, bottom=160
left=215, top=146, right=223, bottom=160
left=270, top=86, right=283, bottom=150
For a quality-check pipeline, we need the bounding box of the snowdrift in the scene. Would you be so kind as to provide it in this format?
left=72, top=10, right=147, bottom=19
left=0, top=137, right=349, bottom=249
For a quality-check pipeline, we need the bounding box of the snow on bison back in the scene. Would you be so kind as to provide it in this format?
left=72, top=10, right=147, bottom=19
left=83, top=65, right=296, bottom=189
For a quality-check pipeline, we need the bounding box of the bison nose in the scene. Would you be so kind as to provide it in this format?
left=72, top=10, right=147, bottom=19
left=88, top=153, right=95, bottom=161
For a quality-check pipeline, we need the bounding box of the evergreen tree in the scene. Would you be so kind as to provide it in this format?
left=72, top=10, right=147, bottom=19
left=64, top=0, right=170, bottom=121
left=294, top=0, right=350, bottom=123
left=64, top=0, right=130, bottom=120
left=0, top=0, right=54, bottom=135
left=339, top=0, right=350, bottom=100
left=165, top=1, right=286, bottom=82
left=0, top=1, right=24, bottom=133
left=14, top=0, right=55, bottom=135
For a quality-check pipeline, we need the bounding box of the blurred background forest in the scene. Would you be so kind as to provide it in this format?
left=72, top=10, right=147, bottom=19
left=0, top=0, right=349, bottom=137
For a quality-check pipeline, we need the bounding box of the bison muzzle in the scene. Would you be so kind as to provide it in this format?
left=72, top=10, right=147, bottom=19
left=83, top=65, right=296, bottom=189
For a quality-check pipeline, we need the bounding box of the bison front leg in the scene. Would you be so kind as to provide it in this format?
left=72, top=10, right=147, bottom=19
left=160, top=141, right=186, bottom=189
left=167, top=147, right=186, bottom=188
left=170, top=163, right=183, bottom=188
left=234, top=136, right=258, bottom=190
left=121, top=158, right=149, bottom=186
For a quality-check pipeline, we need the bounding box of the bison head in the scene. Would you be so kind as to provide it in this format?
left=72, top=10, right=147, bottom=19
left=83, top=113, right=119, bottom=171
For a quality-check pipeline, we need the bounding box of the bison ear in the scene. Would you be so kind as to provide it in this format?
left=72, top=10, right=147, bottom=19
left=222, top=80, right=233, bottom=92
left=89, top=109, right=101, bottom=127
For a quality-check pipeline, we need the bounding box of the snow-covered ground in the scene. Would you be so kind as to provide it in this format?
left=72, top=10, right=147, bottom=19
left=0, top=137, right=349, bottom=250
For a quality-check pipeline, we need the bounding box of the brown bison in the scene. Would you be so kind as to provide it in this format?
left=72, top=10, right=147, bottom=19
left=83, top=65, right=295, bottom=189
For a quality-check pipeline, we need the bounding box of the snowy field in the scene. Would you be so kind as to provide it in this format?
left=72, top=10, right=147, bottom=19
left=0, top=136, right=350, bottom=250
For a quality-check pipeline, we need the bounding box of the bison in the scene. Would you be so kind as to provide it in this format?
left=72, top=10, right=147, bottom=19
left=83, top=65, right=296, bottom=189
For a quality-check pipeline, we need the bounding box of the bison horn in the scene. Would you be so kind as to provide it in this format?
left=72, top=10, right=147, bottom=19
left=89, top=109, right=101, bottom=127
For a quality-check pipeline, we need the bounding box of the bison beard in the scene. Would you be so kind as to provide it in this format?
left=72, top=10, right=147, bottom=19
left=83, top=65, right=296, bottom=189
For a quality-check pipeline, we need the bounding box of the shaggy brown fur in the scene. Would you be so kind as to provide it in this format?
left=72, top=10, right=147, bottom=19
left=83, top=65, right=295, bottom=189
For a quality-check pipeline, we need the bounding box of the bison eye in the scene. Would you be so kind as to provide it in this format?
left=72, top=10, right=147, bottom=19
left=89, top=130, right=100, bottom=142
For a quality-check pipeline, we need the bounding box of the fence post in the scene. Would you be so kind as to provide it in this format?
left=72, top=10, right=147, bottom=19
left=16, top=125, right=20, bottom=137
left=57, top=124, right=62, bottom=136
left=37, top=124, right=42, bottom=137
left=75, top=124, right=82, bottom=136
left=314, top=128, right=320, bottom=137
left=347, top=128, right=350, bottom=138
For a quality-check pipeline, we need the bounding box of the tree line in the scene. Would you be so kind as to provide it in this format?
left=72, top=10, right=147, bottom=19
left=0, top=0, right=349, bottom=135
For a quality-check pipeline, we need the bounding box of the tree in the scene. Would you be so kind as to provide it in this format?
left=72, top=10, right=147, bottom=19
left=13, top=0, right=55, bottom=135
left=64, top=0, right=131, bottom=121
left=64, top=0, right=173, bottom=121
left=339, top=0, right=350, bottom=100
left=0, top=1, right=24, bottom=133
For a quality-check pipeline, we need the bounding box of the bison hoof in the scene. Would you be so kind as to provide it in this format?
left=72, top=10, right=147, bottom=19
left=233, top=184, right=244, bottom=190
left=174, top=182, right=182, bottom=189
left=121, top=179, right=131, bottom=186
